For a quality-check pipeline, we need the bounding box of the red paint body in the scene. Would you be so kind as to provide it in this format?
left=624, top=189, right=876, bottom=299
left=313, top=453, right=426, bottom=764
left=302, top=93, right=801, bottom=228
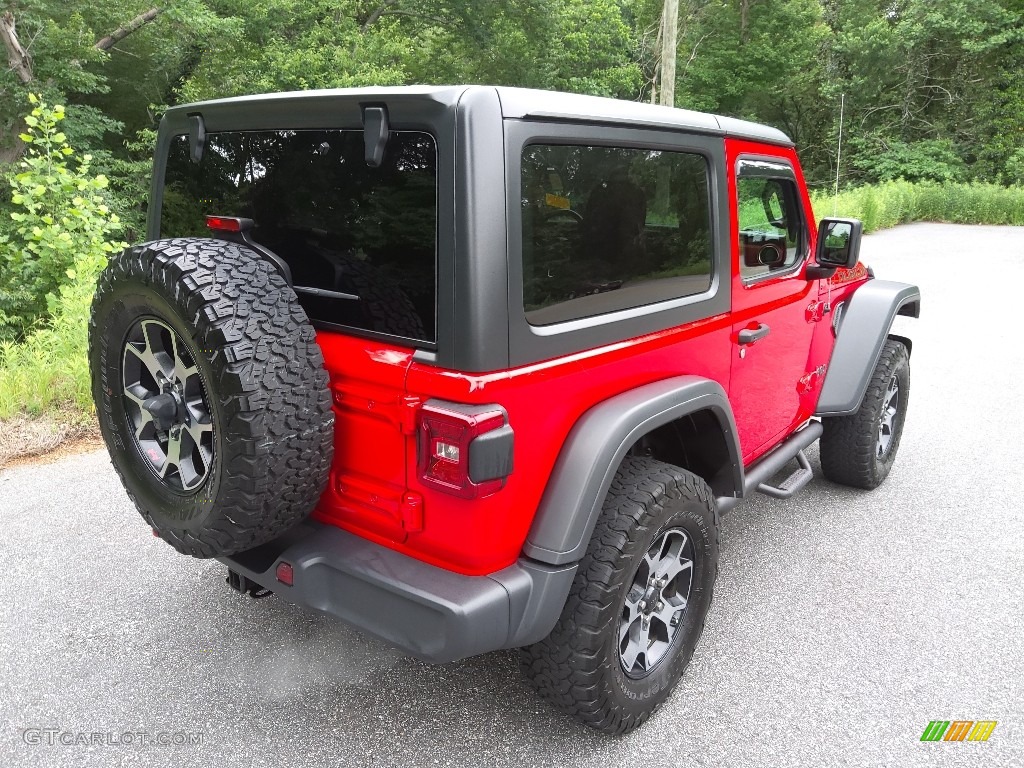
left=310, top=138, right=869, bottom=576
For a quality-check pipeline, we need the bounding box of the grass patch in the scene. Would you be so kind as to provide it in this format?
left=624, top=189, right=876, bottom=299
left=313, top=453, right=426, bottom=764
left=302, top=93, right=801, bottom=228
left=0, top=269, right=101, bottom=465
left=0, top=256, right=98, bottom=422
left=810, top=180, right=1024, bottom=233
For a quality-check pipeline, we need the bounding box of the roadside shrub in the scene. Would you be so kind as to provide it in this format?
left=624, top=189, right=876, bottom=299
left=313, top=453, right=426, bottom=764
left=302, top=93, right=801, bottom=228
left=0, top=94, right=124, bottom=420
left=811, top=181, right=1024, bottom=233
left=0, top=260, right=100, bottom=420
left=0, top=95, right=123, bottom=341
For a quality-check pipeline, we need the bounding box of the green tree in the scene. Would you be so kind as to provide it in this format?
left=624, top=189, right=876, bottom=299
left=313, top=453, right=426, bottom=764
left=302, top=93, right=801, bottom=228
left=824, top=0, right=1022, bottom=185
left=0, top=95, right=124, bottom=340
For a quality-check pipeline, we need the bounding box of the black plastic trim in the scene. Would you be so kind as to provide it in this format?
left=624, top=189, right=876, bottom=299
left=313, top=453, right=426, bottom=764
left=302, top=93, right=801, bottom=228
left=187, top=113, right=206, bottom=164
left=523, top=376, right=742, bottom=565
left=816, top=280, right=921, bottom=416
left=361, top=104, right=390, bottom=167
left=218, top=521, right=577, bottom=663
left=469, top=424, right=514, bottom=483
left=805, top=265, right=837, bottom=281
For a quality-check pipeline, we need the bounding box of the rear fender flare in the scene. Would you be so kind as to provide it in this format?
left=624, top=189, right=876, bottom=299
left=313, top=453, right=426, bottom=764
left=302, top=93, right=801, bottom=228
left=522, top=376, right=742, bottom=566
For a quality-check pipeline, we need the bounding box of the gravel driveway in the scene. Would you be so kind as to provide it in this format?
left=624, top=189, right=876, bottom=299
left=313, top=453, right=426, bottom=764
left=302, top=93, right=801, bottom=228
left=2, top=223, right=1022, bottom=767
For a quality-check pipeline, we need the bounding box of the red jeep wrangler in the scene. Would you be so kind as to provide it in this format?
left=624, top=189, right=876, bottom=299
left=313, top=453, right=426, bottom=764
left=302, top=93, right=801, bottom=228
left=89, top=86, right=920, bottom=734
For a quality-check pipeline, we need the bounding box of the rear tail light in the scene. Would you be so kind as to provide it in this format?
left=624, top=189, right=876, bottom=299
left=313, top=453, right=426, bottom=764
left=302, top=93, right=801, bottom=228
left=205, top=215, right=245, bottom=232
left=417, top=401, right=514, bottom=499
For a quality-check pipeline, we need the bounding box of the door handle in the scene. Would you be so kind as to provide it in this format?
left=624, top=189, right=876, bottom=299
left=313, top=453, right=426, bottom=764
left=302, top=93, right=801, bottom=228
left=738, top=323, right=770, bottom=345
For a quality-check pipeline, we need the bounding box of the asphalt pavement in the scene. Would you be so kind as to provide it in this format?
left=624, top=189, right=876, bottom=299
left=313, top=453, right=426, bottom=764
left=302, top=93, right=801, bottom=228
left=1, top=223, right=1022, bottom=767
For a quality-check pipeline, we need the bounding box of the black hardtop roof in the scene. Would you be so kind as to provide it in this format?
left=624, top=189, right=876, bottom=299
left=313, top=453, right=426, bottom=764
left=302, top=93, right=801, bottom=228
left=166, top=85, right=794, bottom=147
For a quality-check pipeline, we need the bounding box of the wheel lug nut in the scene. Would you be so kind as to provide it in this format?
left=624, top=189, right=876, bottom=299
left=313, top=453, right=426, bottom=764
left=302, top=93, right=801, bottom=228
left=656, top=601, right=664, bottom=611
left=638, top=600, right=647, bottom=612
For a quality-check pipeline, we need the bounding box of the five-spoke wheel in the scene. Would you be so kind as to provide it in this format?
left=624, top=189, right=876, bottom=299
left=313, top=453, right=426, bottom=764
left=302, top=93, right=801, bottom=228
left=620, top=527, right=694, bottom=677
left=519, top=456, right=718, bottom=734
left=876, top=374, right=899, bottom=458
left=121, top=318, right=214, bottom=492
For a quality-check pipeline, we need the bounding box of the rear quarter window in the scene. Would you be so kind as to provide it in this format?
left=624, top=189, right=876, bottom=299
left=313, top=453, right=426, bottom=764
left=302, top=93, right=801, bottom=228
left=160, top=129, right=437, bottom=344
left=521, top=143, right=713, bottom=325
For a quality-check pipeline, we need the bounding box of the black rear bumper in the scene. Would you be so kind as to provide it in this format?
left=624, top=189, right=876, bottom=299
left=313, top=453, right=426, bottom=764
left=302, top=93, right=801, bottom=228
left=217, top=521, right=577, bottom=663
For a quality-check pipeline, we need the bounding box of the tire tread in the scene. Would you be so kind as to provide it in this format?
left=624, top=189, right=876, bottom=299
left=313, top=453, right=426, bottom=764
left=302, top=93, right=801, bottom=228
left=89, top=238, right=334, bottom=558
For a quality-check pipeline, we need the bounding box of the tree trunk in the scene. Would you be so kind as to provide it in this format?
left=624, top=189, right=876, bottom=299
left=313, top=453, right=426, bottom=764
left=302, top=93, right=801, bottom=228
left=1, top=11, right=34, bottom=164
left=660, top=0, right=679, bottom=108
left=94, top=7, right=163, bottom=51
left=1, top=11, right=33, bottom=83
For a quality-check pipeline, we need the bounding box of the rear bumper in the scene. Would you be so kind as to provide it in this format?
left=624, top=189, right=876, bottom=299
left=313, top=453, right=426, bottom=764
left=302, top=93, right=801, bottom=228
left=217, top=521, right=577, bottom=663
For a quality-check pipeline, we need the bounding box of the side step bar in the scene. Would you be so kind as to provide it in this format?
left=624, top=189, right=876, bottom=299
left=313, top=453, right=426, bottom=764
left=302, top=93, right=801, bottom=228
left=716, top=421, right=823, bottom=513
left=757, top=449, right=812, bottom=499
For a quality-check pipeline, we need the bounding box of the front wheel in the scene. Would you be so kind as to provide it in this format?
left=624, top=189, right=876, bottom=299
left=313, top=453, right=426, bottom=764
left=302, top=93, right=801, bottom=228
left=820, top=338, right=910, bottom=490
left=519, top=456, right=719, bottom=734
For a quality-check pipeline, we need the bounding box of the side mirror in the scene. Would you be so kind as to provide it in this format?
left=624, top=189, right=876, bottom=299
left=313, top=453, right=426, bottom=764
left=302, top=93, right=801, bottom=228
left=815, top=218, right=862, bottom=269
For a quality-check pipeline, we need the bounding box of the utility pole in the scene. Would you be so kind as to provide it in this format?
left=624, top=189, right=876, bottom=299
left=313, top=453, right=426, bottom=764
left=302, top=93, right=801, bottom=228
left=659, top=0, right=679, bottom=107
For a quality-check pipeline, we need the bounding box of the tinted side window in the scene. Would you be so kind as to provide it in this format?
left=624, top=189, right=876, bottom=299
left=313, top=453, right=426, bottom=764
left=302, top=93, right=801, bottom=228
left=736, top=171, right=806, bottom=282
left=161, top=130, right=437, bottom=343
left=521, top=144, right=713, bottom=326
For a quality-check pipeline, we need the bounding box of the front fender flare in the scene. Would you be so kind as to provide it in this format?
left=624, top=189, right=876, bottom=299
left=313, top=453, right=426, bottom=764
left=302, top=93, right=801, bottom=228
left=816, top=280, right=920, bottom=416
left=522, top=376, right=742, bottom=566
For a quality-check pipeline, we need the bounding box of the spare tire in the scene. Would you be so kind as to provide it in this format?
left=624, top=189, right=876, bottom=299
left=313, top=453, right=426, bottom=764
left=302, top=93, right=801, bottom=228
left=89, top=238, right=334, bottom=558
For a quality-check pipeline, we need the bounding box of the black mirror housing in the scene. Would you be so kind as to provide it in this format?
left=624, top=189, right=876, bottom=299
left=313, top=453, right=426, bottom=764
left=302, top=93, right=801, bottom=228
left=816, top=217, right=862, bottom=269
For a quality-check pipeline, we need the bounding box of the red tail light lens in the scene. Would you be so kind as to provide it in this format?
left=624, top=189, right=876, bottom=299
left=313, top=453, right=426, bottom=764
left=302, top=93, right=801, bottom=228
left=205, top=215, right=244, bottom=232
left=417, top=402, right=510, bottom=499
left=275, top=561, right=294, bottom=586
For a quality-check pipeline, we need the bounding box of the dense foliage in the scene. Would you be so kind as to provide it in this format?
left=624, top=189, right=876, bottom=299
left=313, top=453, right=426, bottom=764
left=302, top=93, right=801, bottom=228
left=0, top=0, right=1022, bottom=425
left=2, top=1, right=1021, bottom=193
left=0, top=97, right=123, bottom=418
left=0, top=96, right=124, bottom=339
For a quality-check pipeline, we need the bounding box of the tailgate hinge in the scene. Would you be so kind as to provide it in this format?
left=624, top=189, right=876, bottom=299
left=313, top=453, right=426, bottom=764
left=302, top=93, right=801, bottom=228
left=399, top=395, right=421, bottom=435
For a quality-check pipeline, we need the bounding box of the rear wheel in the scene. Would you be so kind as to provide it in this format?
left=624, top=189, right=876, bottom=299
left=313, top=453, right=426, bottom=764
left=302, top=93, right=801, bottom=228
left=519, top=456, right=719, bottom=734
left=89, top=238, right=334, bottom=557
left=820, top=339, right=910, bottom=490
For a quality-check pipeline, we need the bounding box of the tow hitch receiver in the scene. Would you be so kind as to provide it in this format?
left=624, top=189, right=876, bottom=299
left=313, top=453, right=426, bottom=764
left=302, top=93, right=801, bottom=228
left=226, top=569, right=274, bottom=599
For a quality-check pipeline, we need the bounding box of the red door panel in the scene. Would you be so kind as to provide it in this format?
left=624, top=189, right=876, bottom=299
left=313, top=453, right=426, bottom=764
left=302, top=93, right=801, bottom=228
left=725, top=139, right=818, bottom=463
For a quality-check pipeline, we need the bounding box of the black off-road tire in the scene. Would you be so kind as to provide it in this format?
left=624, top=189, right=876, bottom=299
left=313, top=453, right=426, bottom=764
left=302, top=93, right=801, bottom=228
left=820, top=338, right=910, bottom=490
left=519, top=456, right=719, bottom=735
left=89, top=238, right=334, bottom=558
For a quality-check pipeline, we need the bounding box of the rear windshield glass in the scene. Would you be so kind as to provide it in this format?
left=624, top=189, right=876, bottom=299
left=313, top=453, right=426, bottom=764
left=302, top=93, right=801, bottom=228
left=161, top=129, right=437, bottom=344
